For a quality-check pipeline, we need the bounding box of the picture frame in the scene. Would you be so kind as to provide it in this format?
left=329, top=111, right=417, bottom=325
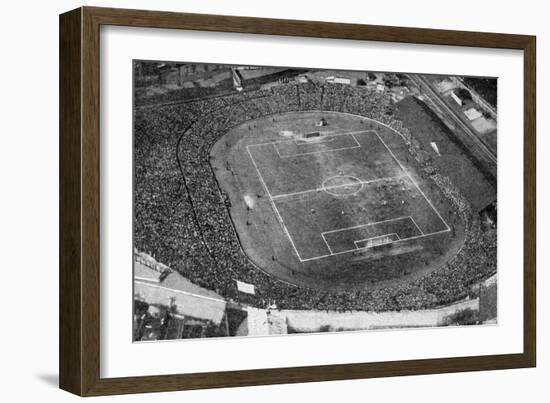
left=59, top=6, right=536, bottom=396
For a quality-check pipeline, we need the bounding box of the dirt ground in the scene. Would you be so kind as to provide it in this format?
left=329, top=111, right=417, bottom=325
left=210, top=111, right=466, bottom=291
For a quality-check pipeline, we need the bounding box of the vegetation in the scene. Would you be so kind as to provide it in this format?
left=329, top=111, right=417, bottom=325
left=443, top=308, right=478, bottom=326
left=463, top=77, right=497, bottom=108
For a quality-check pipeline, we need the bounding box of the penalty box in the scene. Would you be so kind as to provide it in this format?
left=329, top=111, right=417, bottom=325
left=247, top=129, right=451, bottom=262
left=272, top=177, right=450, bottom=261
left=247, top=130, right=403, bottom=197
left=322, top=216, right=423, bottom=255
left=274, top=131, right=361, bottom=158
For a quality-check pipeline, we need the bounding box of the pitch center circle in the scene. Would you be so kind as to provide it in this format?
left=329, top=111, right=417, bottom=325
left=322, top=175, right=363, bottom=197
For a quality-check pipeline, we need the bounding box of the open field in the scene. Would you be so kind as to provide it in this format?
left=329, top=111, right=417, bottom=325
left=211, top=111, right=465, bottom=291
left=394, top=97, right=496, bottom=211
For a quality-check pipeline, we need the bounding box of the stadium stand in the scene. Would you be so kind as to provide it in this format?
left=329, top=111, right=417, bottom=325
left=134, top=82, right=496, bottom=312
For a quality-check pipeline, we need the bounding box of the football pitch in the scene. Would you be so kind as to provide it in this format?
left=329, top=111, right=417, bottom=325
left=246, top=129, right=451, bottom=262
left=211, top=111, right=464, bottom=290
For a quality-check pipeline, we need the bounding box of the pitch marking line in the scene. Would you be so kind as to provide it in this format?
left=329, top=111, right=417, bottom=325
left=294, top=137, right=336, bottom=146
left=322, top=234, right=334, bottom=255
left=322, top=215, right=413, bottom=235
left=354, top=233, right=400, bottom=249
left=373, top=131, right=451, bottom=231
left=308, top=228, right=451, bottom=263
left=273, top=134, right=361, bottom=158
left=350, top=133, right=362, bottom=149
left=315, top=216, right=448, bottom=261
left=320, top=216, right=412, bottom=256
left=247, top=129, right=375, bottom=148
left=409, top=216, right=424, bottom=235
left=246, top=126, right=452, bottom=263
left=247, top=146, right=305, bottom=261
left=270, top=175, right=401, bottom=200
left=274, top=143, right=360, bottom=159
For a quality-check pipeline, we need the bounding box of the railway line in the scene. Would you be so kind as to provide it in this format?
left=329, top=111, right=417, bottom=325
left=408, top=74, right=497, bottom=174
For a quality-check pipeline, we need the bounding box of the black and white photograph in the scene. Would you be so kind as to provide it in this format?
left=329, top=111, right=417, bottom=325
left=133, top=61, right=498, bottom=341
left=1, top=0, right=545, bottom=399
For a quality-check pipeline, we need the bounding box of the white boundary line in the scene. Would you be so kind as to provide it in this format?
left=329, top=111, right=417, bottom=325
left=247, top=129, right=374, bottom=148
left=294, top=137, right=336, bottom=146
left=409, top=216, right=425, bottom=235
left=271, top=175, right=399, bottom=200
left=322, top=215, right=412, bottom=235
left=274, top=143, right=360, bottom=158
left=321, top=234, right=334, bottom=255
left=318, top=215, right=436, bottom=259
left=246, top=145, right=305, bottom=261
left=135, top=280, right=227, bottom=304
left=354, top=233, right=400, bottom=248
left=350, top=133, right=362, bottom=150
left=273, top=134, right=361, bottom=158
left=134, top=276, right=160, bottom=284
left=309, top=229, right=450, bottom=262
left=246, top=118, right=452, bottom=263
left=373, top=131, right=451, bottom=231
left=320, top=216, right=412, bottom=256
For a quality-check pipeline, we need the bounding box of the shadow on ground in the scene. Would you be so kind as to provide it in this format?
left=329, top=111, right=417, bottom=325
left=35, top=373, right=58, bottom=388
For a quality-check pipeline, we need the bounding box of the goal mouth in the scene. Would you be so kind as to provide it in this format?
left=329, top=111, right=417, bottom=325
left=322, top=175, right=364, bottom=197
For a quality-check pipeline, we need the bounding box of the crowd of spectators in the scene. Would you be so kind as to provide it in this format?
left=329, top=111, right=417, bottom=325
left=135, top=78, right=236, bottom=107
left=134, top=81, right=497, bottom=312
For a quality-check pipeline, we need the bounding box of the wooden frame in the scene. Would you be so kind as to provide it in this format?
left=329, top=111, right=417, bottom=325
left=59, top=6, right=536, bottom=396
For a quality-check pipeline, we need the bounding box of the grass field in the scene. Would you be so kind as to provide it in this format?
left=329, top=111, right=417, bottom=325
left=211, top=111, right=465, bottom=291
left=247, top=130, right=449, bottom=262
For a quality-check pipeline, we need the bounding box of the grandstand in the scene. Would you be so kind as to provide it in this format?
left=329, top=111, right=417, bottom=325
left=134, top=76, right=496, bottom=317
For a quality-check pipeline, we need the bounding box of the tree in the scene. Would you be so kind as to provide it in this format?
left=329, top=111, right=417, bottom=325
left=456, top=87, right=472, bottom=102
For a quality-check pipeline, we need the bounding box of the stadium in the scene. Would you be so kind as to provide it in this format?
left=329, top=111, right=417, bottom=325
left=133, top=69, right=497, bottom=338
left=212, top=111, right=464, bottom=291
